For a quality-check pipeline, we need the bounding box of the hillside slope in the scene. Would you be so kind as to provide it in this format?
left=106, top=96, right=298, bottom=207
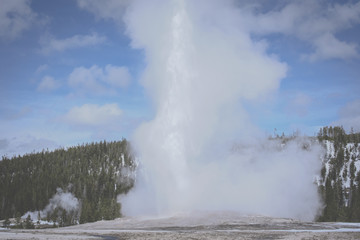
left=0, top=139, right=136, bottom=226
left=317, top=126, right=360, bottom=221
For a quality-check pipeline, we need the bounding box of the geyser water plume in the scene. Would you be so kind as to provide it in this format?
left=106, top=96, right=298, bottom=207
left=122, top=0, right=322, bottom=220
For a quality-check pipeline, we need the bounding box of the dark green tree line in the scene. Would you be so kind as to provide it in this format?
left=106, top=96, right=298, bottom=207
left=0, top=139, right=135, bottom=224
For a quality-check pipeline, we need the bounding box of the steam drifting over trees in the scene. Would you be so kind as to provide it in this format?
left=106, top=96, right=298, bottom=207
left=0, top=139, right=135, bottom=225
left=1, top=127, right=360, bottom=225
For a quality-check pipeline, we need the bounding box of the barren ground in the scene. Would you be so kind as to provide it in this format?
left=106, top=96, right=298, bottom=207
left=1, top=212, right=360, bottom=239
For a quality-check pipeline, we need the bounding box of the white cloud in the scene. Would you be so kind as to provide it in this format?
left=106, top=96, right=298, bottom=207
left=77, top=0, right=130, bottom=22
left=0, top=0, right=36, bottom=40
left=304, top=34, right=358, bottom=62
left=68, top=65, right=131, bottom=95
left=241, top=1, right=360, bottom=61
left=0, top=135, right=59, bottom=158
left=333, top=100, right=360, bottom=131
left=68, top=65, right=107, bottom=95
left=35, top=64, right=48, bottom=74
left=40, top=33, right=106, bottom=54
left=79, top=0, right=360, bottom=61
left=37, top=75, right=60, bottom=92
left=286, top=92, right=312, bottom=117
left=62, top=103, right=122, bottom=127
left=104, top=65, right=131, bottom=87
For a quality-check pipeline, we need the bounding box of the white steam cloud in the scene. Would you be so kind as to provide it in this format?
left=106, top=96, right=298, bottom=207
left=23, top=188, right=79, bottom=221
left=122, top=0, right=322, bottom=221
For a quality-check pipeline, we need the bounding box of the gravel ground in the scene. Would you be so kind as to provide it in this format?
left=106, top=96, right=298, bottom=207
left=1, top=212, right=360, bottom=239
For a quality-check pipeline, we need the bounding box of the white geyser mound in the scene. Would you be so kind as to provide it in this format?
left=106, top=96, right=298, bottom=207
left=122, top=0, right=322, bottom=221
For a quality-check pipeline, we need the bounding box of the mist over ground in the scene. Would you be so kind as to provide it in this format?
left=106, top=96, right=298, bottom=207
left=121, top=0, right=323, bottom=221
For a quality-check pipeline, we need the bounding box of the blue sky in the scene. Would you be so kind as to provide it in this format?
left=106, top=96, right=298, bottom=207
left=1, top=0, right=360, bottom=157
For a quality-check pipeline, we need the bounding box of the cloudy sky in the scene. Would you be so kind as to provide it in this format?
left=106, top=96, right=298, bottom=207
left=1, top=0, right=360, bottom=157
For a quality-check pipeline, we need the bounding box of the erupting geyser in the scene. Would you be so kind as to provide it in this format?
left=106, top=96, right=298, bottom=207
left=122, top=0, right=322, bottom=221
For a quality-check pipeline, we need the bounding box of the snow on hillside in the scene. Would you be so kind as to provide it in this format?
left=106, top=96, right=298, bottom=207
left=319, top=140, right=360, bottom=206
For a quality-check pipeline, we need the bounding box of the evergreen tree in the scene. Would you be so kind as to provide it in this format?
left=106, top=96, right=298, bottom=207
left=25, top=215, right=35, bottom=229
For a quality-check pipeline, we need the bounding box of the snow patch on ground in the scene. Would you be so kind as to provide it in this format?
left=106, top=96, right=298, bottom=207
left=2, top=214, right=360, bottom=239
